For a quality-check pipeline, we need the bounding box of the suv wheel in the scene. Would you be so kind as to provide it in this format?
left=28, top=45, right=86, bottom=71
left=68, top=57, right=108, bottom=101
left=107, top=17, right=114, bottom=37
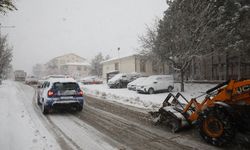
left=42, top=102, right=49, bottom=115
left=37, top=96, right=41, bottom=105
left=117, top=81, right=123, bottom=88
left=148, top=88, right=154, bottom=94
left=77, top=106, right=83, bottom=112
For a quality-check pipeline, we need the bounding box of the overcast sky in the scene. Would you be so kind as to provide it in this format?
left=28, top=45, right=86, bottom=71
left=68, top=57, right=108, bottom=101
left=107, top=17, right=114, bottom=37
left=0, top=0, right=167, bottom=74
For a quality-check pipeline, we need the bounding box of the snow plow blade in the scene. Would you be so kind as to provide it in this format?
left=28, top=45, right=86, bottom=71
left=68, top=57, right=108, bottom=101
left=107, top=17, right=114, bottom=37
left=149, top=93, right=191, bottom=133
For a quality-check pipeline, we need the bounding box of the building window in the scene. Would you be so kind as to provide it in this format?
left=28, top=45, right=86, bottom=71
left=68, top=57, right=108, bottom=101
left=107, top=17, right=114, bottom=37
left=140, top=60, right=146, bottom=72
left=115, top=63, right=119, bottom=70
left=63, top=65, right=68, bottom=70
left=77, top=66, right=81, bottom=71
left=84, top=66, right=87, bottom=71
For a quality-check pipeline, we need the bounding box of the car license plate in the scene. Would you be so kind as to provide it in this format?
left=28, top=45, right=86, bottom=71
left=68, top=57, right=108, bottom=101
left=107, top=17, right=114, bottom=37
left=60, top=96, right=73, bottom=100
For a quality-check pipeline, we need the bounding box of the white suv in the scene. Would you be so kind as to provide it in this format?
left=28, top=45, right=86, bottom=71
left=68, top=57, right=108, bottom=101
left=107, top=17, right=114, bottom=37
left=136, top=75, right=174, bottom=94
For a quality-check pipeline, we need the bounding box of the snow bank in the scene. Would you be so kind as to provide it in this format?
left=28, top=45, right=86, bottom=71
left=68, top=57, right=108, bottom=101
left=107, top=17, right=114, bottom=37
left=80, top=83, right=216, bottom=110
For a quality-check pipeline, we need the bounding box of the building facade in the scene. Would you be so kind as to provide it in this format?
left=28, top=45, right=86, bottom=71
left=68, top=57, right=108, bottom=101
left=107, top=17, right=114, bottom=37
left=45, top=53, right=90, bottom=78
left=187, top=52, right=250, bottom=81
left=101, top=54, right=170, bottom=79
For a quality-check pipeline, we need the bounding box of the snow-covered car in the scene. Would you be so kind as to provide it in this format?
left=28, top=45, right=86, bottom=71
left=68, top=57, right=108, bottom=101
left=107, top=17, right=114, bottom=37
left=37, top=78, right=84, bottom=114
left=25, top=76, right=38, bottom=85
left=136, top=75, right=174, bottom=94
left=44, top=75, right=68, bottom=79
left=107, top=73, right=140, bottom=88
left=127, top=77, right=147, bottom=91
left=80, top=76, right=103, bottom=85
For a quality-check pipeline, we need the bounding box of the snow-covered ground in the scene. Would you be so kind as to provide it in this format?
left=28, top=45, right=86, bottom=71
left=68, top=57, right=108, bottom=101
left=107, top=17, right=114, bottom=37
left=0, top=81, right=118, bottom=150
left=0, top=81, right=60, bottom=150
left=81, top=83, right=216, bottom=110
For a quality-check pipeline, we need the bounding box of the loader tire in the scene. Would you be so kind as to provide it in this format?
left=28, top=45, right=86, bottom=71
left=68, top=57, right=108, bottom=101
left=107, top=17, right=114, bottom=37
left=197, top=106, right=236, bottom=146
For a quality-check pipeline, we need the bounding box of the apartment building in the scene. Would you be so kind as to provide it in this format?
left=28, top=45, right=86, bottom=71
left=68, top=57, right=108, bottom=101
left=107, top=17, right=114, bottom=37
left=101, top=54, right=170, bottom=80
left=45, top=53, right=90, bottom=78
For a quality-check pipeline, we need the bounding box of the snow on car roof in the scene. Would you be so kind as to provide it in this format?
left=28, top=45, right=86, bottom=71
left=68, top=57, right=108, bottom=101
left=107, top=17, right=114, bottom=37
left=149, top=75, right=173, bottom=77
left=47, top=77, right=77, bottom=83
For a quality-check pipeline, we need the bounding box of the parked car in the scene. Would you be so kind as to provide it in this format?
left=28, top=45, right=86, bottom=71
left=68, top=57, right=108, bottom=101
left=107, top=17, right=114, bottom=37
left=37, top=78, right=84, bottom=114
left=108, top=73, right=140, bottom=88
left=44, top=75, right=69, bottom=79
left=127, top=77, right=147, bottom=91
left=136, top=75, right=174, bottom=94
left=80, top=76, right=103, bottom=85
left=25, top=76, right=38, bottom=85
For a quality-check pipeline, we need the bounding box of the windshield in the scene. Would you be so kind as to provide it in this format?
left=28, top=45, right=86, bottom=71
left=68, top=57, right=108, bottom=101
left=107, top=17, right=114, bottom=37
left=129, top=77, right=146, bottom=85
left=53, top=82, right=79, bottom=91
left=109, top=74, right=124, bottom=82
left=142, top=76, right=157, bottom=83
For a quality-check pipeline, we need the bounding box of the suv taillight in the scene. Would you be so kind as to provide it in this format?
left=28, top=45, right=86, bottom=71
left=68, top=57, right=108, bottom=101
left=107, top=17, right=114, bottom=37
left=47, top=90, right=54, bottom=97
left=78, top=90, right=83, bottom=96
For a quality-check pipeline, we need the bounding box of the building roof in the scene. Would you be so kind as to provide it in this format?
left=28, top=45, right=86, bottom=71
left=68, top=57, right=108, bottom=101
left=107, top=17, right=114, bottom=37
left=45, top=53, right=89, bottom=66
left=53, top=53, right=86, bottom=61
left=63, top=62, right=90, bottom=66
left=101, top=53, right=138, bottom=64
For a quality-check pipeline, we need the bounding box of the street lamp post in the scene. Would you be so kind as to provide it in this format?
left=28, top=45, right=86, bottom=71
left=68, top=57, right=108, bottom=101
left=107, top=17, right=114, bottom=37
left=117, top=47, right=122, bottom=72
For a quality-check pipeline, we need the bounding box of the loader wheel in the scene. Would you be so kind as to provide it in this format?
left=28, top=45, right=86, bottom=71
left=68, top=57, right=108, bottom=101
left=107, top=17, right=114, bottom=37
left=197, top=106, right=235, bottom=146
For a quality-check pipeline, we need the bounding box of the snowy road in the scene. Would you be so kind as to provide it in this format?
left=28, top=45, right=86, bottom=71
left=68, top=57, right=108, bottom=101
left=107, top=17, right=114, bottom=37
left=0, top=81, right=197, bottom=150
left=0, top=81, right=118, bottom=150
left=1, top=81, right=248, bottom=150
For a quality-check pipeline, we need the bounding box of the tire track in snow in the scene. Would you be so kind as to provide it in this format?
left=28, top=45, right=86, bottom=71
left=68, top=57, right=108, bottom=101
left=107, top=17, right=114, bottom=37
left=22, top=84, right=76, bottom=150
left=45, top=116, right=83, bottom=150
left=30, top=85, right=119, bottom=150
left=75, top=105, right=191, bottom=150
left=12, top=82, right=62, bottom=150
left=81, top=95, right=219, bottom=150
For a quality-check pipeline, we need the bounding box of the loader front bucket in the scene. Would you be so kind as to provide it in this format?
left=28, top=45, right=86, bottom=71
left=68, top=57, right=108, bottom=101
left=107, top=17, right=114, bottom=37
left=150, top=92, right=192, bottom=132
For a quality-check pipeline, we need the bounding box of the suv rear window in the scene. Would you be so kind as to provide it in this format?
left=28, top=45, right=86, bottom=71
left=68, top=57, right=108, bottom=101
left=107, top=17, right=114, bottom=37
left=52, top=82, right=79, bottom=91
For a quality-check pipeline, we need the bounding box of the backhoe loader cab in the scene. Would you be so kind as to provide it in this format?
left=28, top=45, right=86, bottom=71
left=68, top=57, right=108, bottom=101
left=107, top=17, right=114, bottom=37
left=150, top=79, right=250, bottom=146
